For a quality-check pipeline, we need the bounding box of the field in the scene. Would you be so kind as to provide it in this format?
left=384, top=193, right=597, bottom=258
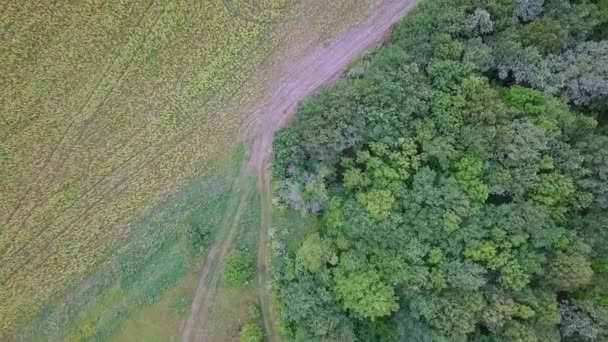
left=0, top=0, right=393, bottom=339
left=0, top=0, right=291, bottom=335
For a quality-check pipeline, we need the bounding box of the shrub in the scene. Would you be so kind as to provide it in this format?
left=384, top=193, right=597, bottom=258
left=224, top=250, right=253, bottom=285
left=248, top=304, right=261, bottom=319
left=240, top=323, right=263, bottom=342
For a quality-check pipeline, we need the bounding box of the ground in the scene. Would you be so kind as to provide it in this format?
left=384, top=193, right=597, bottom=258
left=1, top=1, right=415, bottom=340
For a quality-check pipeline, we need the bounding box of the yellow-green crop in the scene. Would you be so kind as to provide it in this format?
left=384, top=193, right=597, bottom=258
left=0, top=0, right=292, bottom=335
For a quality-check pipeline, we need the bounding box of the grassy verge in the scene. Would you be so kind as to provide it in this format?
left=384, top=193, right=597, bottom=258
left=200, top=179, right=262, bottom=341
left=17, top=150, right=243, bottom=341
left=268, top=208, right=321, bottom=339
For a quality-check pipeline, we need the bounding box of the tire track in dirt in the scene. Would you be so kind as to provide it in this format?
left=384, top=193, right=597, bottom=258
left=0, top=22, right=286, bottom=282
left=0, top=0, right=294, bottom=264
left=257, top=168, right=277, bottom=342
left=3, top=0, right=161, bottom=228
left=181, top=179, right=250, bottom=342
left=181, top=1, right=416, bottom=341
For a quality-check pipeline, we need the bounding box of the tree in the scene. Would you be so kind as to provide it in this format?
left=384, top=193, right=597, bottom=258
left=481, top=294, right=516, bottom=330
left=427, top=60, right=475, bottom=93
left=466, top=8, right=494, bottom=36
left=342, top=140, right=420, bottom=191
left=552, top=41, right=608, bottom=106
left=499, top=260, right=531, bottom=291
left=410, top=291, right=485, bottom=337
left=519, top=17, right=569, bottom=55
left=544, top=0, right=599, bottom=42
left=500, top=321, right=539, bottom=342
left=514, top=0, right=544, bottom=22
left=272, top=127, right=306, bottom=180
left=294, top=80, right=364, bottom=165
left=463, top=38, right=494, bottom=73
left=460, top=76, right=508, bottom=125
left=560, top=300, right=607, bottom=341
left=296, top=233, right=334, bottom=272
left=276, top=170, right=330, bottom=214
left=333, top=269, right=398, bottom=320
left=442, top=260, right=487, bottom=291
left=356, top=189, right=395, bottom=220
left=577, top=134, right=608, bottom=211
left=280, top=272, right=354, bottom=340
left=453, top=155, right=489, bottom=204
left=548, top=253, right=593, bottom=290
left=240, top=323, right=263, bottom=342
left=433, top=33, right=464, bottom=61
left=494, top=42, right=559, bottom=92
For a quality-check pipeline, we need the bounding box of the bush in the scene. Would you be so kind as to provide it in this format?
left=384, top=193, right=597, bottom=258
left=186, top=221, right=213, bottom=252
left=248, top=304, right=261, bottom=319
left=240, top=323, right=263, bottom=342
left=224, top=250, right=253, bottom=285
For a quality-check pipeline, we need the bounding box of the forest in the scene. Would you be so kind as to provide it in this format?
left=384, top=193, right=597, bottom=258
left=271, top=0, right=608, bottom=340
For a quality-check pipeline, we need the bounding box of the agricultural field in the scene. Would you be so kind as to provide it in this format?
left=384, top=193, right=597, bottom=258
left=0, top=0, right=391, bottom=340
left=0, top=0, right=291, bottom=336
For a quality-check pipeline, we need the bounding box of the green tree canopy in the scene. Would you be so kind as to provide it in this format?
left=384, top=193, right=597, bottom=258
left=271, top=0, right=608, bottom=340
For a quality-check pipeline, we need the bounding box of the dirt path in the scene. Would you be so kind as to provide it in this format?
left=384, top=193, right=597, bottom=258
left=181, top=184, right=249, bottom=342
left=181, top=1, right=415, bottom=341
left=257, top=168, right=277, bottom=342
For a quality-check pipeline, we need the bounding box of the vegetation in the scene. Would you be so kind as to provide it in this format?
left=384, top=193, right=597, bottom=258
left=225, top=250, right=254, bottom=286
left=248, top=304, right=261, bottom=319
left=240, top=323, right=264, bottom=342
left=272, top=0, right=608, bottom=340
left=0, top=0, right=386, bottom=337
left=14, top=152, right=242, bottom=341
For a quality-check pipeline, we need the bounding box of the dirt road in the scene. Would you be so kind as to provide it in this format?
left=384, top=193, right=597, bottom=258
left=181, top=1, right=415, bottom=341
left=247, top=0, right=417, bottom=171
left=181, top=183, right=249, bottom=342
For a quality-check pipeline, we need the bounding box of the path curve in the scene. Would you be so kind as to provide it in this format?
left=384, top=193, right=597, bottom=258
left=247, top=0, right=417, bottom=172
left=251, top=1, right=416, bottom=341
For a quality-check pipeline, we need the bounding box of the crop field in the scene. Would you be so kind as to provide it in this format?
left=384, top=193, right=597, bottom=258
left=0, top=0, right=381, bottom=339
left=0, top=0, right=294, bottom=334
